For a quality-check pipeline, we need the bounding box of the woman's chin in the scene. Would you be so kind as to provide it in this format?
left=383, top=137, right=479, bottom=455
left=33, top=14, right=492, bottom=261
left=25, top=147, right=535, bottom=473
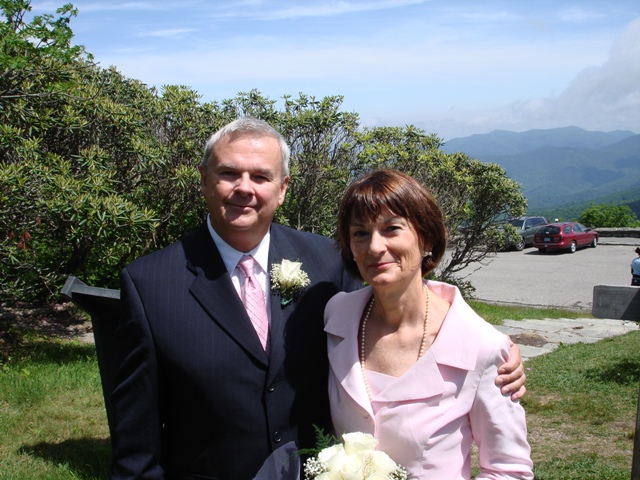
left=364, top=275, right=396, bottom=289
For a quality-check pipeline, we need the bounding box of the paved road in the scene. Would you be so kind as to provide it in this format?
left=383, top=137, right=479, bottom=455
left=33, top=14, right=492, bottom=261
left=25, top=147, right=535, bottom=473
left=448, top=238, right=638, bottom=312
left=443, top=238, right=640, bottom=360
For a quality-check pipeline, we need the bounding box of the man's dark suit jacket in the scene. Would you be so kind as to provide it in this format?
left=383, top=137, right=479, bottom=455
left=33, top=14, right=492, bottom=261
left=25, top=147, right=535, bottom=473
left=110, top=222, right=361, bottom=480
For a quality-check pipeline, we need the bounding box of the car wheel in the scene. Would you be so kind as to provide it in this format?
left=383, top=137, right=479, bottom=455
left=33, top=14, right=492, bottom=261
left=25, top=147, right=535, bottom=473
left=569, top=241, right=577, bottom=253
left=591, top=236, right=598, bottom=248
left=514, top=238, right=525, bottom=251
left=538, top=248, right=546, bottom=253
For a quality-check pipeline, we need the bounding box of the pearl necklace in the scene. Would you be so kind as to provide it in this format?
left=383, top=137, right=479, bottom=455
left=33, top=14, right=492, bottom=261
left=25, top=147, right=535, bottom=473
left=360, top=284, right=430, bottom=401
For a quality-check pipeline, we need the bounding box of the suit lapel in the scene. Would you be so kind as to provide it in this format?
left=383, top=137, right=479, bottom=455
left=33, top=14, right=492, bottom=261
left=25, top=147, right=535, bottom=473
left=265, top=226, right=299, bottom=381
left=184, top=224, right=268, bottom=366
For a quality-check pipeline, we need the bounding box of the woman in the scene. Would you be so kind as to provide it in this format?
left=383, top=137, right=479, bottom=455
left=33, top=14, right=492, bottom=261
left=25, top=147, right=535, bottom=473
left=325, top=169, right=533, bottom=479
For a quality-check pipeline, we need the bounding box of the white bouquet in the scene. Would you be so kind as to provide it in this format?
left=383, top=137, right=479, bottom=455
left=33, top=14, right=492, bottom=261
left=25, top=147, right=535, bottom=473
left=303, top=432, right=408, bottom=480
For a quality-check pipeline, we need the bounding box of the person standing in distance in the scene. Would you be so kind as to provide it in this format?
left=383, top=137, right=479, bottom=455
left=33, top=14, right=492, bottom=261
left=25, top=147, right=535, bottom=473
left=632, top=246, right=640, bottom=286
left=110, top=117, right=526, bottom=480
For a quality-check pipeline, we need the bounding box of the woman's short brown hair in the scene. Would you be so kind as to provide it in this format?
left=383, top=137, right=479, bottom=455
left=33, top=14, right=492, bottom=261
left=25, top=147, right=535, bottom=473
left=337, top=168, right=448, bottom=280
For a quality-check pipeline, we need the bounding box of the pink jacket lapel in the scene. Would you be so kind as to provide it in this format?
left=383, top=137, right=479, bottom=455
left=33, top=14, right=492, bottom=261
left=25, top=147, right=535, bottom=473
left=324, top=282, right=482, bottom=406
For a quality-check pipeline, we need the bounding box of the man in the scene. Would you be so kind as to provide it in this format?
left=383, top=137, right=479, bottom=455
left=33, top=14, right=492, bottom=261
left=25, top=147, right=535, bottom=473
left=110, top=117, right=525, bottom=479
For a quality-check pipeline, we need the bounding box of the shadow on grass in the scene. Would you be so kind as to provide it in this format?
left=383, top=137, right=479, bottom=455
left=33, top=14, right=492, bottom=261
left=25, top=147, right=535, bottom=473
left=2, top=333, right=97, bottom=365
left=1, top=303, right=94, bottom=364
left=585, top=358, right=640, bottom=386
left=23, top=339, right=97, bottom=364
left=19, top=437, right=111, bottom=479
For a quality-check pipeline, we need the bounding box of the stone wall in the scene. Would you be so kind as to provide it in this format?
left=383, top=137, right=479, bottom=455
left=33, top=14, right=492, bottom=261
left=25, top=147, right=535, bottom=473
left=596, top=228, right=640, bottom=238
left=592, top=285, right=640, bottom=321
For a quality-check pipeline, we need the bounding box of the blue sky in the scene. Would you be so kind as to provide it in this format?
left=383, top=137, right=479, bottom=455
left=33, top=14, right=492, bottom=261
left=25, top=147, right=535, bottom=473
left=34, top=1, right=640, bottom=140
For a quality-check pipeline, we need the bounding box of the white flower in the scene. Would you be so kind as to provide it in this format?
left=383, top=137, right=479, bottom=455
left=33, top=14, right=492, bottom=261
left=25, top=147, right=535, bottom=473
left=315, top=474, right=336, bottom=480
left=366, top=474, right=391, bottom=480
left=317, top=444, right=345, bottom=463
left=343, top=432, right=378, bottom=456
left=368, top=451, right=398, bottom=476
left=270, top=259, right=310, bottom=305
left=279, top=259, right=304, bottom=281
left=303, top=432, right=407, bottom=480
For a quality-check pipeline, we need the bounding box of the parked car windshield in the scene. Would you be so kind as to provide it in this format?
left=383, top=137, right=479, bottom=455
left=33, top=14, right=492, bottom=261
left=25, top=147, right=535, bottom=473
left=508, top=219, right=524, bottom=228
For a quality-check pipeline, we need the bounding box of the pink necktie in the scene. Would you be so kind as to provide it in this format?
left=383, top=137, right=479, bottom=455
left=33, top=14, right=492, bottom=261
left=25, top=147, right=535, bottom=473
left=237, top=255, right=270, bottom=355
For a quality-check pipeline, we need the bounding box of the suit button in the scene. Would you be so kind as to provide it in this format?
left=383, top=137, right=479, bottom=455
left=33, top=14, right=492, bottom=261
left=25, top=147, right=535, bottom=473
left=267, top=384, right=275, bottom=392
left=273, top=432, right=282, bottom=443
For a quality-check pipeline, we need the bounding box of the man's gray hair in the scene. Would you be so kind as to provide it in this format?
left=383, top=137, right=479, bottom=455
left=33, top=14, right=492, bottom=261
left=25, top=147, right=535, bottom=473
left=201, top=117, right=290, bottom=178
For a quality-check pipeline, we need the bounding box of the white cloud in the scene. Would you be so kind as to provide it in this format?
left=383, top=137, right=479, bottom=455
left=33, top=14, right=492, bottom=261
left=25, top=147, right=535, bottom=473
left=509, top=16, right=640, bottom=129
left=256, top=0, right=428, bottom=20
left=140, top=28, right=196, bottom=38
left=557, top=7, right=606, bottom=23
left=429, top=16, right=640, bottom=138
left=204, top=0, right=429, bottom=20
left=452, top=10, right=521, bottom=23
left=62, top=1, right=639, bottom=139
left=72, top=2, right=163, bottom=12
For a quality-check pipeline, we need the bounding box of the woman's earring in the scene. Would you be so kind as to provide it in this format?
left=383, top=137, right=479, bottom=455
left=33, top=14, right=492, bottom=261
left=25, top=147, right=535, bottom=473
left=423, top=251, right=432, bottom=258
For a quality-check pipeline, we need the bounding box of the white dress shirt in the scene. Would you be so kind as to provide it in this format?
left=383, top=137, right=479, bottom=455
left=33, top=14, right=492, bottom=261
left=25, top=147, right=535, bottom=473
left=205, top=215, right=272, bottom=318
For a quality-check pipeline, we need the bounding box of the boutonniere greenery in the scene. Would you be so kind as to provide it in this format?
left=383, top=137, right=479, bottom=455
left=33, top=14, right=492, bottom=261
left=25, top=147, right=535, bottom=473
left=270, top=259, right=310, bottom=306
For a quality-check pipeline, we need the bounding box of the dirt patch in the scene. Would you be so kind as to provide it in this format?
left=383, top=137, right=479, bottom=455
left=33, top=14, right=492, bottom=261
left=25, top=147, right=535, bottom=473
left=510, top=332, right=549, bottom=347
left=0, top=302, right=93, bottom=361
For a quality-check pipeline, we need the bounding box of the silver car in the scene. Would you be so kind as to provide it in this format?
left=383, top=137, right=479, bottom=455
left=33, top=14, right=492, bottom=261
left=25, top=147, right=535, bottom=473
left=506, top=216, right=549, bottom=250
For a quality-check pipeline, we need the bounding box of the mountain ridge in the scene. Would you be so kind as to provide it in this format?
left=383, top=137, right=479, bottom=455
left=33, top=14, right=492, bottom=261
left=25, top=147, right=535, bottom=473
left=443, top=126, right=636, bottom=156
left=441, top=127, right=640, bottom=216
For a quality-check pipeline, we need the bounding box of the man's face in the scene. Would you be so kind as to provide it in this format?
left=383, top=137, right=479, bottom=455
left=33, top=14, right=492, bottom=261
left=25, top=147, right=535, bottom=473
left=199, top=133, right=289, bottom=252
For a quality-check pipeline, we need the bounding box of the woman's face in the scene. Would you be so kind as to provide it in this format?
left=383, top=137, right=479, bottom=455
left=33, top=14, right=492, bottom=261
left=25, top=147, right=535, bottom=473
left=349, top=209, right=425, bottom=289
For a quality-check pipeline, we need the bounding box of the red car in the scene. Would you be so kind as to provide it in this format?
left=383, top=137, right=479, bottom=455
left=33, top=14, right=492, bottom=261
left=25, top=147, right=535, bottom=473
left=533, top=222, right=599, bottom=253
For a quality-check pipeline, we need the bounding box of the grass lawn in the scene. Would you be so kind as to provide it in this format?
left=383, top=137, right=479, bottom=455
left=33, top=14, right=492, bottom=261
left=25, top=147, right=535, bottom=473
left=523, top=331, right=639, bottom=479
left=0, top=303, right=638, bottom=479
left=471, top=301, right=638, bottom=478
left=0, top=330, right=109, bottom=480
left=468, top=300, right=594, bottom=325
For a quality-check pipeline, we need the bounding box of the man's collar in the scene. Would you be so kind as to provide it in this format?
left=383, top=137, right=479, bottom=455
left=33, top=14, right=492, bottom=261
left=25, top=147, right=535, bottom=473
left=205, top=214, right=270, bottom=274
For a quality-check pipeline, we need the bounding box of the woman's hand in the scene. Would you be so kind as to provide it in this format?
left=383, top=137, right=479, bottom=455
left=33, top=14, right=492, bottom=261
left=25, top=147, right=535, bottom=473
left=495, top=336, right=526, bottom=401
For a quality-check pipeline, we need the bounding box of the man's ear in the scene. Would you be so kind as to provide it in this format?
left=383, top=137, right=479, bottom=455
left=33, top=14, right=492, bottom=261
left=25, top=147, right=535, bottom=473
left=278, top=176, right=290, bottom=206
left=198, top=165, right=207, bottom=190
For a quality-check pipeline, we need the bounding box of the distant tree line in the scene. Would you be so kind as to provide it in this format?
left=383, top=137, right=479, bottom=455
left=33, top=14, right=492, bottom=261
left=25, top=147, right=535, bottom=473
left=578, top=204, right=640, bottom=228
left=1, top=0, right=528, bottom=302
left=539, top=190, right=640, bottom=226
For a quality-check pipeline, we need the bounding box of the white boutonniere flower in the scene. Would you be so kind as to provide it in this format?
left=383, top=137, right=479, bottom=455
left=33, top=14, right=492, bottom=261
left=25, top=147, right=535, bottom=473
left=270, top=259, right=310, bottom=306
left=303, top=432, right=408, bottom=480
